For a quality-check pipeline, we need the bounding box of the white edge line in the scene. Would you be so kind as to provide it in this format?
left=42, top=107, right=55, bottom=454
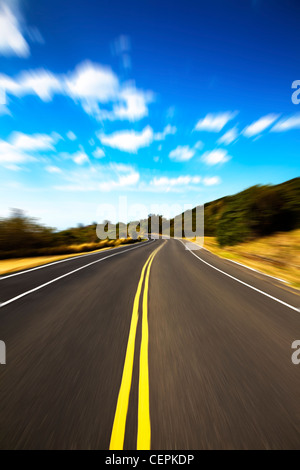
left=0, top=239, right=150, bottom=281
left=0, top=240, right=155, bottom=309
left=179, top=240, right=299, bottom=313
left=220, top=257, right=288, bottom=284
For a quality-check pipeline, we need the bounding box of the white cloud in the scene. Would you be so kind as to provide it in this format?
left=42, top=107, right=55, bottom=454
left=0, top=69, right=63, bottom=102
left=54, top=162, right=139, bottom=192
left=201, top=149, right=231, bottom=165
left=169, top=145, right=195, bottom=162
left=0, top=139, right=36, bottom=164
left=0, top=3, right=29, bottom=57
left=92, top=147, right=105, bottom=159
left=149, top=173, right=220, bottom=192
left=10, top=132, right=55, bottom=151
left=194, top=140, right=204, bottom=150
left=46, top=165, right=62, bottom=174
left=0, top=61, right=154, bottom=121
left=195, top=112, right=237, bottom=132
left=243, top=114, right=279, bottom=137
left=271, top=114, right=300, bottom=132
left=17, top=70, right=62, bottom=101
left=154, top=124, right=177, bottom=141
left=65, top=61, right=119, bottom=103
left=99, top=170, right=139, bottom=191
left=66, top=63, right=153, bottom=122
left=105, top=86, right=153, bottom=121
left=203, top=176, right=221, bottom=186
left=73, top=151, right=89, bottom=165
left=98, top=126, right=154, bottom=153
left=51, top=131, right=63, bottom=143
left=217, top=127, right=239, bottom=145
left=152, top=175, right=201, bottom=188
left=149, top=175, right=204, bottom=192
left=67, top=131, right=77, bottom=141
left=0, top=131, right=57, bottom=166
left=4, top=163, right=22, bottom=171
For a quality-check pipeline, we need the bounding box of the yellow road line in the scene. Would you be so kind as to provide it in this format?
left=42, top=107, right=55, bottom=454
left=137, top=241, right=165, bottom=450
left=137, top=242, right=166, bottom=450
left=137, top=252, right=155, bottom=449
left=109, top=245, right=160, bottom=450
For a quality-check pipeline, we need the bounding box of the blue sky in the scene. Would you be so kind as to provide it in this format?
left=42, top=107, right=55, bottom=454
left=0, top=0, right=299, bottom=228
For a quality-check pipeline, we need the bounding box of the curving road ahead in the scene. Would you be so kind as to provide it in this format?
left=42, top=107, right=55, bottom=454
left=0, top=238, right=300, bottom=450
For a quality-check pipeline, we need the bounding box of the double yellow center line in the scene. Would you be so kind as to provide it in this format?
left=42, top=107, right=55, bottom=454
left=109, top=242, right=165, bottom=450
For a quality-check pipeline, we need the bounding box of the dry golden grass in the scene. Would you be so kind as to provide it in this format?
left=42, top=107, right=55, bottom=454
left=189, top=230, right=300, bottom=289
left=0, top=247, right=111, bottom=276
left=0, top=238, right=143, bottom=276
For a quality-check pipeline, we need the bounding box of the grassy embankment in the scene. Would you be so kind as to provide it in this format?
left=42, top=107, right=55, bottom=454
left=189, top=230, right=300, bottom=290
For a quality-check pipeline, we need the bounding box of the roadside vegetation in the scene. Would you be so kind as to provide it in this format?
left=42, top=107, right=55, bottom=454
left=145, top=178, right=300, bottom=248
left=184, top=178, right=300, bottom=289
left=0, top=210, right=141, bottom=260
left=201, top=230, right=300, bottom=289
left=203, top=177, right=300, bottom=246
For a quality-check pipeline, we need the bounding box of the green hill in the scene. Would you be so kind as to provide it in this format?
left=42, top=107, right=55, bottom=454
left=202, top=177, right=300, bottom=246
left=161, top=177, right=300, bottom=247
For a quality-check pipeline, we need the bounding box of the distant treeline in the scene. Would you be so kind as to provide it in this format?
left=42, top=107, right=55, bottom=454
left=198, top=177, right=300, bottom=246
left=0, top=178, right=299, bottom=258
left=0, top=210, right=140, bottom=259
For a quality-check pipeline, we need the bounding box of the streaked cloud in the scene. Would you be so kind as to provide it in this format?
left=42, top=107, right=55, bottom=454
left=10, top=132, right=55, bottom=151
left=151, top=175, right=201, bottom=188
left=201, top=149, right=231, bottom=165
left=65, top=61, right=118, bottom=103
left=72, top=151, right=89, bottom=165
left=0, top=61, right=154, bottom=122
left=92, top=147, right=105, bottom=159
left=111, top=34, right=131, bottom=70
left=46, top=165, right=62, bottom=174
left=3, top=163, right=22, bottom=171
left=66, top=131, right=77, bottom=141
left=0, top=139, right=35, bottom=164
left=271, top=114, right=300, bottom=132
left=98, top=126, right=154, bottom=153
left=54, top=162, right=139, bottom=192
left=169, top=145, right=195, bottom=162
left=217, top=127, right=239, bottom=145
left=194, top=140, right=204, bottom=150
left=195, top=112, right=237, bottom=132
left=149, top=174, right=221, bottom=193
left=99, top=167, right=140, bottom=191
left=154, top=124, right=177, bottom=141
left=0, top=2, right=30, bottom=57
left=0, top=131, right=57, bottom=165
left=203, top=176, right=221, bottom=186
left=0, top=69, right=63, bottom=102
left=98, top=86, right=153, bottom=121
left=243, top=114, right=279, bottom=137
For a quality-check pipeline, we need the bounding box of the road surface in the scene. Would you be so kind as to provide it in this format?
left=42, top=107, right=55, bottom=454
left=0, top=238, right=299, bottom=450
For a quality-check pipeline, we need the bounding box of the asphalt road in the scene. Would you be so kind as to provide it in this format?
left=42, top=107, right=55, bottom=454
left=0, top=238, right=300, bottom=450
